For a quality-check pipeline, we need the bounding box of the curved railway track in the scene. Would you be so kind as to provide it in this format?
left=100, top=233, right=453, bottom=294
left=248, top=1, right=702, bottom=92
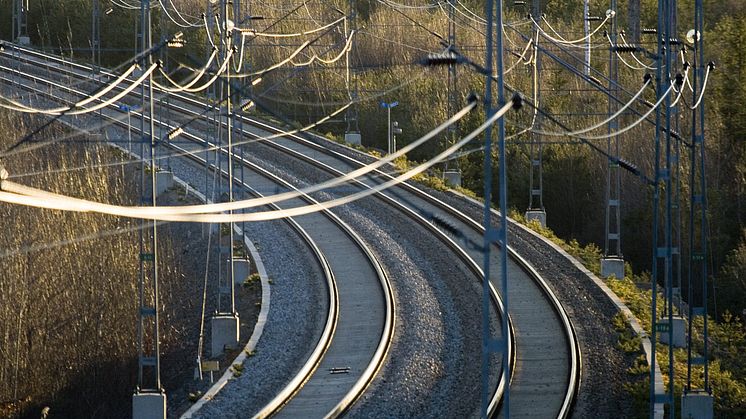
left=0, top=42, right=579, bottom=418
left=0, top=47, right=395, bottom=418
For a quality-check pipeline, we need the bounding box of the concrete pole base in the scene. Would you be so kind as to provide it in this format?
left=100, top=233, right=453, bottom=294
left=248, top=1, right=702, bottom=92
left=681, top=390, right=713, bottom=419
left=211, top=314, right=240, bottom=357
left=659, top=315, right=687, bottom=348
left=17, top=36, right=31, bottom=45
left=344, top=132, right=361, bottom=145
left=230, top=258, right=251, bottom=284
left=132, top=391, right=166, bottom=419
left=443, top=170, right=462, bottom=187
left=524, top=210, right=547, bottom=228
left=155, top=171, right=174, bottom=197
left=600, top=257, right=625, bottom=279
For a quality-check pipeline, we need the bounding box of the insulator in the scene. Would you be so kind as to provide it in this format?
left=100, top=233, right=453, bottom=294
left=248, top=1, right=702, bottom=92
left=617, top=158, right=640, bottom=176
left=587, top=75, right=603, bottom=86
left=614, top=44, right=640, bottom=53
left=642, top=28, right=657, bottom=34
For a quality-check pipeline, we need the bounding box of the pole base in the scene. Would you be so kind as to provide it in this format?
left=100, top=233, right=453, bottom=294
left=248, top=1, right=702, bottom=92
left=132, top=391, right=166, bottom=419
left=681, top=390, right=713, bottom=419
left=659, top=316, right=687, bottom=348
left=600, top=257, right=625, bottom=279
left=155, top=171, right=174, bottom=197
left=211, top=314, right=240, bottom=358
left=524, top=210, right=546, bottom=228
left=344, top=132, right=361, bottom=145
left=443, top=170, right=462, bottom=187
left=230, top=258, right=251, bottom=284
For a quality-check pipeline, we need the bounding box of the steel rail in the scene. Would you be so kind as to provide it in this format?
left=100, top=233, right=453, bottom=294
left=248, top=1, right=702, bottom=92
left=2, top=45, right=578, bottom=418
left=0, top=46, right=507, bottom=416
left=0, top=55, right=395, bottom=418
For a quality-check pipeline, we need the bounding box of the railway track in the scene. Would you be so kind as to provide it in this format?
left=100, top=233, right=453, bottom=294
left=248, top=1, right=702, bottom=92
left=0, top=47, right=396, bottom=418
left=0, top=42, right=579, bottom=418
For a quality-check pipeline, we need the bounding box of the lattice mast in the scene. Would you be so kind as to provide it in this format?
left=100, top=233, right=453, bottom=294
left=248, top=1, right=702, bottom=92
left=136, top=0, right=163, bottom=395
left=526, top=0, right=545, bottom=222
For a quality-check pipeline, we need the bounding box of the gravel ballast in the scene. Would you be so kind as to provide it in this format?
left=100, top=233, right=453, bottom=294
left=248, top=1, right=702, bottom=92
left=161, top=156, right=329, bottom=419
left=290, top=133, right=638, bottom=417
left=246, top=143, right=501, bottom=418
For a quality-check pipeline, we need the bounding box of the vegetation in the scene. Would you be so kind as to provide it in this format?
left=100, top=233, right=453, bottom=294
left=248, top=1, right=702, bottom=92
left=1, top=0, right=744, bottom=414
left=0, top=110, right=202, bottom=417
left=518, top=217, right=746, bottom=416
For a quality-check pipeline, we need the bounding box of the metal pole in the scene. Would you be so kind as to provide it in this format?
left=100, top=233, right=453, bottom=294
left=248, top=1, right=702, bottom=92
left=604, top=3, right=622, bottom=261
left=663, top=2, right=675, bottom=416
left=345, top=0, right=359, bottom=135
left=686, top=0, right=710, bottom=397
left=481, top=0, right=509, bottom=417
left=584, top=0, right=591, bottom=75
left=649, top=0, right=665, bottom=415
left=445, top=0, right=458, bottom=173
left=387, top=106, right=392, bottom=154
left=527, top=0, right=544, bottom=218
left=136, top=0, right=162, bottom=394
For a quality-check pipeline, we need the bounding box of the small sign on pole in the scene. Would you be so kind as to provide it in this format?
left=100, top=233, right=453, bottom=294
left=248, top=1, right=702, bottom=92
left=201, top=360, right=220, bottom=383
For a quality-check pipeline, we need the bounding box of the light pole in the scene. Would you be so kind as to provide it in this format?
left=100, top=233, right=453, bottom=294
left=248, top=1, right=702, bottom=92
left=380, top=100, right=398, bottom=154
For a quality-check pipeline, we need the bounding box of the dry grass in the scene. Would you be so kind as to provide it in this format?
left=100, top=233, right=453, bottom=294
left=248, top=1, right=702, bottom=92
left=0, top=110, right=191, bottom=417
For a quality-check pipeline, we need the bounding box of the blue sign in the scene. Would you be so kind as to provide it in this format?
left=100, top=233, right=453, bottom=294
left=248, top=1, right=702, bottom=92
left=380, top=101, right=399, bottom=109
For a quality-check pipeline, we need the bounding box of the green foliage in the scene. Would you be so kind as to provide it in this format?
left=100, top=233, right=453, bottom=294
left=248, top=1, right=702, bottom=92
left=187, top=391, right=202, bottom=403
left=716, top=230, right=746, bottom=318
left=243, top=273, right=261, bottom=288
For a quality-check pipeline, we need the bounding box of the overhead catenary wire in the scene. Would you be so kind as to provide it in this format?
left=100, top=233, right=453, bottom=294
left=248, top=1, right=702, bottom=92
left=235, top=16, right=345, bottom=38
left=0, top=99, right=512, bottom=223
left=618, top=32, right=657, bottom=69
left=3, top=99, right=475, bottom=216
left=156, top=48, right=219, bottom=91
left=670, top=64, right=691, bottom=108
left=153, top=49, right=233, bottom=93
left=606, top=33, right=650, bottom=71
left=562, top=82, right=675, bottom=141
left=690, top=63, right=713, bottom=109
left=0, top=62, right=158, bottom=115
left=0, top=62, right=140, bottom=113
left=157, top=0, right=204, bottom=28
left=533, top=14, right=610, bottom=48
left=532, top=76, right=654, bottom=138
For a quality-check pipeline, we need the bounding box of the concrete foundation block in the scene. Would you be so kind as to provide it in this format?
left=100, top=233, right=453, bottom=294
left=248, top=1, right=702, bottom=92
left=344, top=132, right=361, bottom=146
left=681, top=390, right=713, bottom=419
left=601, top=257, right=626, bottom=279
left=229, top=258, right=251, bottom=284
left=155, top=171, right=174, bottom=197
left=211, top=314, right=239, bottom=357
left=525, top=210, right=546, bottom=227
left=17, top=36, right=30, bottom=46
left=443, top=170, right=462, bottom=187
left=659, top=315, right=687, bottom=348
left=132, top=391, right=166, bottom=419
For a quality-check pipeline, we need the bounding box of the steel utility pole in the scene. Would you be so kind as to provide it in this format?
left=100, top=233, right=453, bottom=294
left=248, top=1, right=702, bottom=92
left=133, top=0, right=166, bottom=417
left=344, top=0, right=361, bottom=145
left=600, top=4, right=624, bottom=279
left=683, top=0, right=714, bottom=416
left=12, top=0, right=29, bottom=44
left=651, top=0, right=677, bottom=417
left=210, top=0, right=240, bottom=360
left=584, top=0, right=591, bottom=75
left=481, top=0, right=509, bottom=417
left=92, top=0, right=101, bottom=71
left=442, top=0, right=461, bottom=186
left=525, top=0, right=546, bottom=227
